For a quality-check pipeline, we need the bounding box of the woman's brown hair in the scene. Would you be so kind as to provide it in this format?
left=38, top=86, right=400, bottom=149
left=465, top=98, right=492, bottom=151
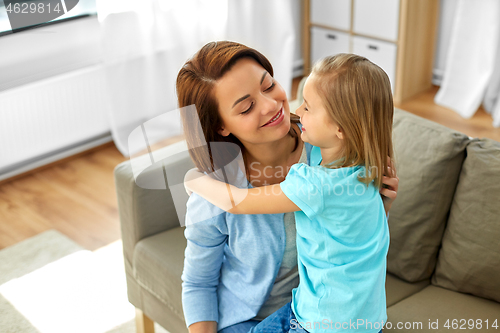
left=176, top=41, right=300, bottom=175
left=311, top=53, right=394, bottom=188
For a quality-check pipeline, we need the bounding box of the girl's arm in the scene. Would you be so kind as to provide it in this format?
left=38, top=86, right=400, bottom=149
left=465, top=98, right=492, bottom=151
left=184, top=168, right=299, bottom=215
left=188, top=321, right=217, bottom=333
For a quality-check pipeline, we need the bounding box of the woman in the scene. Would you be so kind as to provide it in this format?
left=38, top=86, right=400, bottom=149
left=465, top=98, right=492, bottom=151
left=177, top=41, right=399, bottom=333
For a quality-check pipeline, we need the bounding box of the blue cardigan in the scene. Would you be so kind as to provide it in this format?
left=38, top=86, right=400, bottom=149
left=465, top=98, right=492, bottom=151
left=181, top=142, right=313, bottom=330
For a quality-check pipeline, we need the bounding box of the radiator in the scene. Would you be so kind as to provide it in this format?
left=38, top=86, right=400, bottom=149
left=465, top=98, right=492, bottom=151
left=0, top=65, right=111, bottom=180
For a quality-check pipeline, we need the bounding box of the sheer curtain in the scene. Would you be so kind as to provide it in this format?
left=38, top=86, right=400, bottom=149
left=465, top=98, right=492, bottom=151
left=97, top=0, right=295, bottom=157
left=435, top=0, right=500, bottom=128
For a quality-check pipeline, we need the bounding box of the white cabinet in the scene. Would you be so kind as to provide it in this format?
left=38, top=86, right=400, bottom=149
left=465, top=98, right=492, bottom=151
left=311, top=27, right=350, bottom=65
left=309, top=0, right=397, bottom=91
left=310, top=0, right=351, bottom=31
left=353, top=0, right=400, bottom=42
left=303, top=0, right=439, bottom=104
left=352, top=36, right=397, bottom=92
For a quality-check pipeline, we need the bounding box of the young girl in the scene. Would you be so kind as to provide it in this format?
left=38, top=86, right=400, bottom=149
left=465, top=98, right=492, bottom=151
left=185, top=53, right=394, bottom=333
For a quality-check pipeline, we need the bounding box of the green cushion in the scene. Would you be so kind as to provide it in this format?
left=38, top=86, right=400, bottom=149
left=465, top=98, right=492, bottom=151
left=388, top=109, right=469, bottom=282
left=387, top=285, right=500, bottom=332
left=432, top=138, right=500, bottom=303
left=385, top=273, right=429, bottom=307
left=133, top=227, right=186, bottom=320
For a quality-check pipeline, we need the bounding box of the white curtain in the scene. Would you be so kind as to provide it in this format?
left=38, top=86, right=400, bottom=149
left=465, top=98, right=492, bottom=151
left=226, top=1, right=295, bottom=98
left=435, top=0, right=500, bottom=128
left=97, top=0, right=295, bottom=157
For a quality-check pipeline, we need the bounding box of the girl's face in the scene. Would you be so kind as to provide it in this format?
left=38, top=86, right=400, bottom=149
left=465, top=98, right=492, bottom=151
left=214, top=58, right=291, bottom=146
left=296, top=75, right=343, bottom=151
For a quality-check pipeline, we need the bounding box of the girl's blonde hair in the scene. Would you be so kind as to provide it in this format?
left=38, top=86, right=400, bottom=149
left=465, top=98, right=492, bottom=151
left=311, top=53, right=394, bottom=188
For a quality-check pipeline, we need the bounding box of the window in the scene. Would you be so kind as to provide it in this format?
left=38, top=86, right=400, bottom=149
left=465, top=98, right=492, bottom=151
left=0, top=0, right=101, bottom=92
left=0, top=0, right=96, bottom=36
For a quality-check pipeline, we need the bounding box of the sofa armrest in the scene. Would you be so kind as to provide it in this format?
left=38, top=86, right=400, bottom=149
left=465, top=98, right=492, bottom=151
left=114, top=140, right=194, bottom=273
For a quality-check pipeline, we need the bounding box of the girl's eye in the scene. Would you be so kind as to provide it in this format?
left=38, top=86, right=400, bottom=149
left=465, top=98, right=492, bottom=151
left=241, top=102, right=254, bottom=115
left=265, top=82, right=275, bottom=92
left=304, top=106, right=308, bottom=112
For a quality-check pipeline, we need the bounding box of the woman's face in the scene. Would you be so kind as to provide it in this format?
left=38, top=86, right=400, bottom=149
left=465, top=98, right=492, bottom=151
left=214, top=58, right=291, bottom=147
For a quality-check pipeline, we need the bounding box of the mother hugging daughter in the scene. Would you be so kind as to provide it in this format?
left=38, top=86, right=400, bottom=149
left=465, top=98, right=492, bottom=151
left=177, top=41, right=399, bottom=333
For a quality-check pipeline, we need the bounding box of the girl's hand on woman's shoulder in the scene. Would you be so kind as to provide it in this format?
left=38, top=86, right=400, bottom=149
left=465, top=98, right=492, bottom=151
left=380, top=157, right=399, bottom=215
left=184, top=168, right=205, bottom=196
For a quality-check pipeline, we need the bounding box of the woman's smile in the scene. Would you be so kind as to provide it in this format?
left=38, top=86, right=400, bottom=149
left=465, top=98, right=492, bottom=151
left=261, top=107, right=284, bottom=127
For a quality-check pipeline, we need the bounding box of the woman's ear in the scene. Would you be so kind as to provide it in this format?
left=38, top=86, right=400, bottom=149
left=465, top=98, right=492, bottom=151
left=336, top=126, right=344, bottom=140
left=218, top=127, right=230, bottom=137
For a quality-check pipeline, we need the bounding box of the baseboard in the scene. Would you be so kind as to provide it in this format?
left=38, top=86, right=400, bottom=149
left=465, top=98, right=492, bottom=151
left=0, top=133, right=113, bottom=184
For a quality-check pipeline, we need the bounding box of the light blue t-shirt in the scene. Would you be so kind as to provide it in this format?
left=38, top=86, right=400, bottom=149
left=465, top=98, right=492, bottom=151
left=182, top=142, right=315, bottom=331
left=280, top=146, right=389, bottom=333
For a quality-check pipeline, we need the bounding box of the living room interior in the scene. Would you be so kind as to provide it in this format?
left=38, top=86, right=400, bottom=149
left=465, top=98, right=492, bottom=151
left=1, top=1, right=499, bottom=333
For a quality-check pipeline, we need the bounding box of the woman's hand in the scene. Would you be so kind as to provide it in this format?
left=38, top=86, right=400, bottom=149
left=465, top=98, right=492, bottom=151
left=381, top=157, right=399, bottom=215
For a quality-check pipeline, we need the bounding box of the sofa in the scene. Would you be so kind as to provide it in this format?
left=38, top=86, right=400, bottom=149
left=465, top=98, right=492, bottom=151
left=114, top=108, right=500, bottom=333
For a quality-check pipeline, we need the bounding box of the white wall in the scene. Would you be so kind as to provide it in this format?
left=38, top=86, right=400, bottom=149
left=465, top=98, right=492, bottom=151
left=291, top=0, right=303, bottom=77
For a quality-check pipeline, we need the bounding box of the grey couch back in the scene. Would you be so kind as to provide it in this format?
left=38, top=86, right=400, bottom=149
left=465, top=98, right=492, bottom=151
left=389, top=109, right=500, bottom=304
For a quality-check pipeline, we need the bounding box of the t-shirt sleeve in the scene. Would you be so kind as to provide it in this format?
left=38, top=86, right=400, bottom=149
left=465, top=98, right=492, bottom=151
left=280, top=163, right=324, bottom=219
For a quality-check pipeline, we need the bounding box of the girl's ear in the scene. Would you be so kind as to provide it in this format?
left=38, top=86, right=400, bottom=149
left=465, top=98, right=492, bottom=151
left=218, top=127, right=230, bottom=137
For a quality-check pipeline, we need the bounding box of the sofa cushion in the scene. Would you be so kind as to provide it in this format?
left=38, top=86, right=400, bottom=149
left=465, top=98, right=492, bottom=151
left=387, top=285, right=500, bottom=332
left=133, top=227, right=186, bottom=320
left=385, top=273, right=429, bottom=307
left=432, top=138, right=500, bottom=303
left=388, top=109, right=469, bottom=282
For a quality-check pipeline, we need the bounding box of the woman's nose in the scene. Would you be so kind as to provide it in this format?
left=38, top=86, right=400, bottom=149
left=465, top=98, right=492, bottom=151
left=260, top=95, right=278, bottom=115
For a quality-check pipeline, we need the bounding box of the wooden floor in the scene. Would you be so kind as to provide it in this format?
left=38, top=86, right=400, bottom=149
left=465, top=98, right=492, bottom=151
left=394, top=85, right=500, bottom=142
left=0, top=83, right=499, bottom=251
left=0, top=142, right=127, bottom=251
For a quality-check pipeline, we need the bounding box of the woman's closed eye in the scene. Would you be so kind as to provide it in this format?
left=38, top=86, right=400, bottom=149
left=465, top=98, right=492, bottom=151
left=241, top=102, right=254, bottom=114
left=265, top=82, right=275, bottom=92
left=240, top=82, right=275, bottom=115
